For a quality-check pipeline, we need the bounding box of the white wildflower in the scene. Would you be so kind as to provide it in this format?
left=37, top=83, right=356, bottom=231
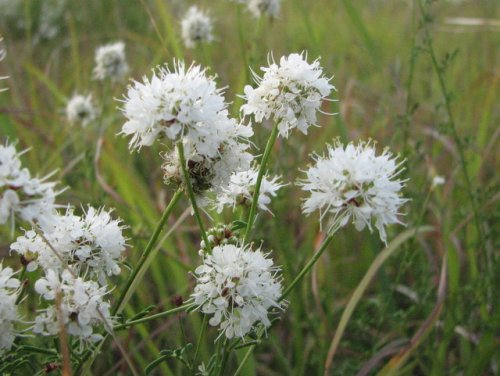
left=212, top=167, right=284, bottom=213
left=298, top=140, right=408, bottom=244
left=0, top=141, right=60, bottom=226
left=120, top=61, right=252, bottom=159
left=10, top=206, right=126, bottom=284
left=181, top=6, right=214, bottom=49
left=0, top=263, right=21, bottom=354
left=242, top=52, right=335, bottom=138
left=191, top=244, right=283, bottom=339
left=33, top=269, right=112, bottom=345
left=37, top=0, right=66, bottom=41
left=247, top=0, right=281, bottom=18
left=93, top=41, right=129, bottom=82
left=65, top=94, right=97, bottom=127
left=431, top=175, right=445, bottom=189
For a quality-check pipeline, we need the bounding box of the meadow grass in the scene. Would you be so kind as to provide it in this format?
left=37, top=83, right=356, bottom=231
left=0, top=0, right=499, bottom=375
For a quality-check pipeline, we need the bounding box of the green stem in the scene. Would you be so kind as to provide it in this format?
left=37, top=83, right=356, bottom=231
left=192, top=315, right=208, bottom=375
left=218, top=339, right=231, bottom=376
left=243, top=122, right=279, bottom=243
left=113, top=188, right=183, bottom=316
left=177, top=142, right=211, bottom=250
left=114, top=304, right=194, bottom=331
left=417, top=0, right=482, bottom=278
left=279, top=233, right=335, bottom=301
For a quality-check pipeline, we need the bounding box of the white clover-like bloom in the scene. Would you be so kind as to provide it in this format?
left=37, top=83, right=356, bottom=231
left=36, top=0, right=66, bottom=41
left=120, top=61, right=252, bottom=159
left=298, top=140, right=408, bottom=243
left=242, top=52, right=335, bottom=138
left=0, top=141, right=60, bottom=226
left=93, top=41, right=129, bottom=82
left=212, top=167, right=284, bottom=213
left=247, top=0, right=281, bottom=18
left=33, top=269, right=112, bottom=345
left=10, top=206, right=126, bottom=284
left=191, top=244, right=283, bottom=339
left=181, top=6, right=214, bottom=49
left=0, top=264, right=21, bottom=354
left=65, top=94, right=97, bottom=127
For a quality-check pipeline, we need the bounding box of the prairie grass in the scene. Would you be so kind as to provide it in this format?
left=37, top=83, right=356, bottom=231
left=0, top=0, right=498, bottom=375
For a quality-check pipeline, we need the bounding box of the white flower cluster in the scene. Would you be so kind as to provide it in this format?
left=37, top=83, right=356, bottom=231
left=181, top=6, right=214, bottom=49
left=242, top=52, right=335, bottom=138
left=247, top=0, right=281, bottom=18
left=121, top=61, right=251, bottom=156
left=0, top=142, right=60, bottom=226
left=299, top=140, right=407, bottom=243
left=37, top=0, right=67, bottom=41
left=11, top=206, right=126, bottom=284
left=0, top=264, right=20, bottom=354
left=34, top=269, right=112, bottom=345
left=65, top=94, right=97, bottom=127
left=212, top=167, right=284, bottom=213
left=93, top=41, right=129, bottom=82
left=191, top=244, right=283, bottom=339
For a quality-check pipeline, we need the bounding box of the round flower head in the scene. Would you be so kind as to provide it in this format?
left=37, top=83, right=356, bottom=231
left=65, top=94, right=97, bottom=127
left=191, top=244, right=284, bottom=339
left=242, top=52, right=335, bottom=138
left=33, top=269, right=113, bottom=346
left=120, top=60, right=253, bottom=158
left=181, top=6, right=214, bottom=49
left=0, top=141, right=60, bottom=226
left=93, top=41, right=129, bottom=82
left=10, top=206, right=126, bottom=284
left=298, top=140, right=408, bottom=244
left=0, top=263, right=21, bottom=354
left=247, top=0, right=281, bottom=18
left=212, top=167, right=284, bottom=213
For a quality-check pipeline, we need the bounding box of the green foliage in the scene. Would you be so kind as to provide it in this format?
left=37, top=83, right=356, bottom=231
left=0, top=0, right=498, bottom=375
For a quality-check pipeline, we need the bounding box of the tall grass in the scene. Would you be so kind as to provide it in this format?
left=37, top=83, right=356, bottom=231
left=0, top=0, right=498, bottom=375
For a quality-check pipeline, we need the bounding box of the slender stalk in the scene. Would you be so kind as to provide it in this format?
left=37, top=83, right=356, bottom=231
left=416, top=0, right=482, bottom=277
left=218, top=339, right=231, bottom=376
left=243, top=122, right=279, bottom=243
left=192, top=315, right=208, bottom=375
left=280, top=233, right=335, bottom=301
left=177, top=142, right=211, bottom=250
left=114, top=303, right=194, bottom=331
left=113, top=188, right=183, bottom=315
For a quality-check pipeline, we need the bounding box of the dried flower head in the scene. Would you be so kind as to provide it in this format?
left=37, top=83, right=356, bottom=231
left=10, top=206, right=126, bottom=284
left=0, top=141, right=60, bottom=226
left=93, top=41, right=129, bottom=82
left=181, top=6, right=214, bottom=49
left=34, top=269, right=113, bottom=346
left=65, top=94, right=97, bottom=127
left=298, top=140, right=408, bottom=243
left=0, top=263, right=21, bottom=354
left=191, top=244, right=284, bottom=339
left=163, top=139, right=254, bottom=199
left=242, top=52, right=335, bottom=138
